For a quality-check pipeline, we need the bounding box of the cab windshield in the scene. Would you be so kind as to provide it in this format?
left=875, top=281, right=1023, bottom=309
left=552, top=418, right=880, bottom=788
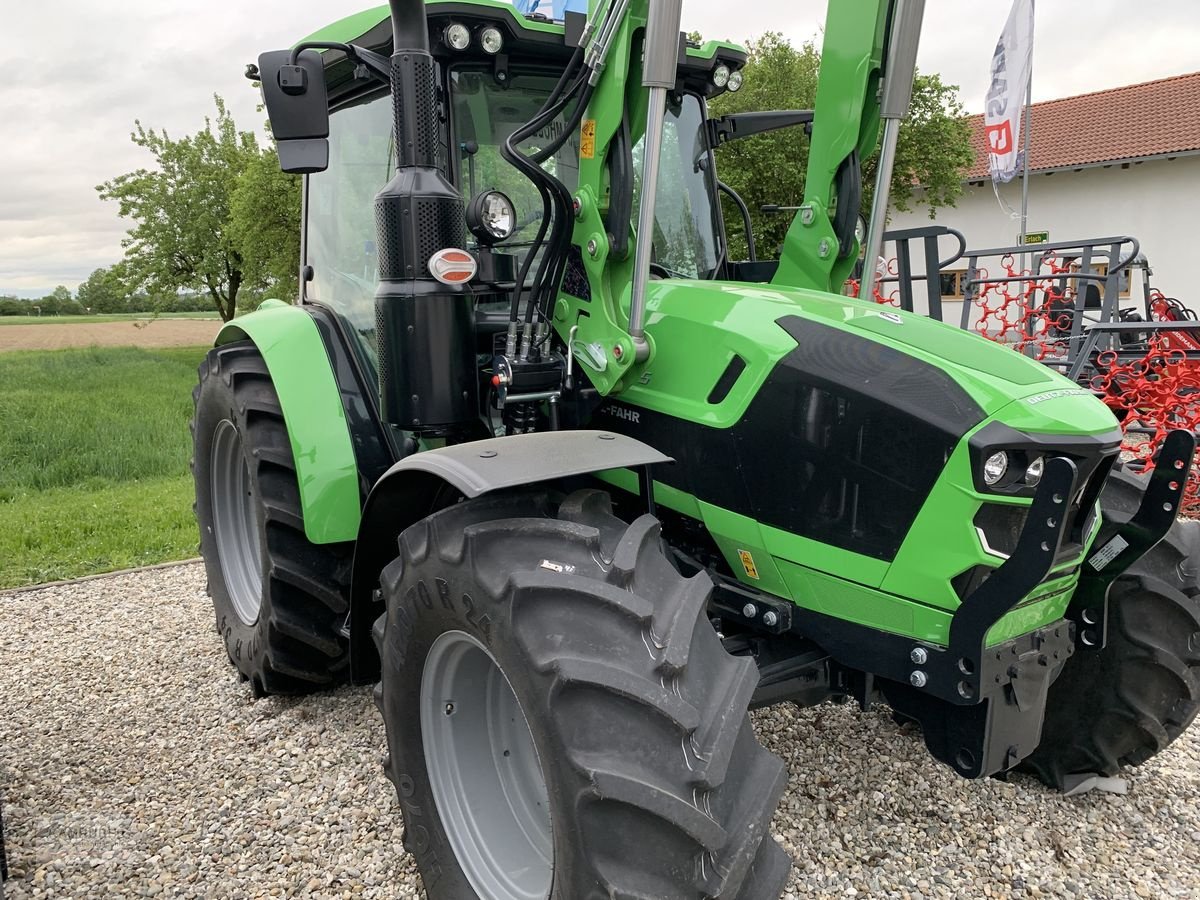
left=450, top=67, right=580, bottom=262
left=304, top=72, right=725, bottom=376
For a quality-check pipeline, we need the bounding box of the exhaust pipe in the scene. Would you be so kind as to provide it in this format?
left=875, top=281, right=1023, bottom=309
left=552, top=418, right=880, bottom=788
left=374, top=0, right=478, bottom=434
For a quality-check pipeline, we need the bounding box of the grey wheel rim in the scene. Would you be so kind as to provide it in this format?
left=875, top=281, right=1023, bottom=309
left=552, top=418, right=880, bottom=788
left=421, top=630, right=552, bottom=900
left=210, top=419, right=263, bottom=626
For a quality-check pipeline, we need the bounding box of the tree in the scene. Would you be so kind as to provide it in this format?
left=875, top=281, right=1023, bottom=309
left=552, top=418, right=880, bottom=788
left=76, top=267, right=127, bottom=314
left=229, top=147, right=303, bottom=302
left=99, top=97, right=267, bottom=321
left=33, top=286, right=79, bottom=316
left=709, top=33, right=973, bottom=260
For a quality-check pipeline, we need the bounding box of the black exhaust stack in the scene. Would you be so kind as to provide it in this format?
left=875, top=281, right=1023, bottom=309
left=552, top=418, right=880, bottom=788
left=375, top=0, right=477, bottom=434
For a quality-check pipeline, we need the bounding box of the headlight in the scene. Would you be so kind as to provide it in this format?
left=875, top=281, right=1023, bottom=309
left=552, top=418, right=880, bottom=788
left=466, top=190, right=516, bottom=245
left=1025, top=456, right=1044, bottom=486
left=983, top=451, right=1009, bottom=486
left=712, top=63, right=730, bottom=89
left=479, top=26, right=504, bottom=55
left=727, top=69, right=744, bottom=92
left=444, top=23, right=471, bottom=51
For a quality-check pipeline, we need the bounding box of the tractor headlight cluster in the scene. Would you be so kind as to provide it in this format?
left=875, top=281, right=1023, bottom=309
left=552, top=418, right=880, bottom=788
left=712, top=63, right=743, bottom=92
left=444, top=22, right=471, bottom=51
left=479, top=26, right=504, bottom=55
left=1024, top=456, right=1045, bottom=486
left=982, top=451, right=1008, bottom=486
left=466, top=190, right=517, bottom=245
left=442, top=22, right=503, bottom=54
left=980, top=450, right=1047, bottom=490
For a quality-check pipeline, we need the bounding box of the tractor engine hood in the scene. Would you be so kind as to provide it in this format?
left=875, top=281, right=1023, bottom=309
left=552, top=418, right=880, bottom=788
left=633, top=279, right=1121, bottom=439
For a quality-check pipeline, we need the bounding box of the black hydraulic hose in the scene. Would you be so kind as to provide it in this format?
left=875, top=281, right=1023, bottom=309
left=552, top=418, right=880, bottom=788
left=530, top=81, right=595, bottom=320
left=502, top=64, right=590, bottom=325
left=832, top=151, right=862, bottom=259
left=718, top=181, right=757, bottom=263
left=502, top=82, right=583, bottom=322
left=606, top=113, right=633, bottom=260
left=543, top=45, right=585, bottom=114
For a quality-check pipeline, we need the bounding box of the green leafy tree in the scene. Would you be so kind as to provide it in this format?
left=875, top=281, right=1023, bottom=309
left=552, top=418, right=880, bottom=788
left=34, top=286, right=78, bottom=316
left=229, top=147, right=303, bottom=303
left=710, top=33, right=973, bottom=260
left=99, top=97, right=268, bottom=321
left=76, top=267, right=127, bottom=314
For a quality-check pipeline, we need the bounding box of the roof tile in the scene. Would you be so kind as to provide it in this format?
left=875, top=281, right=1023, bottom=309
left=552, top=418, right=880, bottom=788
left=965, top=70, right=1200, bottom=180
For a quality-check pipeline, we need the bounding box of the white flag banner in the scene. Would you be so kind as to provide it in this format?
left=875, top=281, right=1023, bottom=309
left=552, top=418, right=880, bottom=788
left=985, top=0, right=1034, bottom=184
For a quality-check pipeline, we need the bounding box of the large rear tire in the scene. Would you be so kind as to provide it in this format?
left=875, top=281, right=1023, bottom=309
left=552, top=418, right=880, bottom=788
left=372, top=489, right=791, bottom=899
left=192, top=341, right=352, bottom=695
left=1022, top=467, right=1200, bottom=788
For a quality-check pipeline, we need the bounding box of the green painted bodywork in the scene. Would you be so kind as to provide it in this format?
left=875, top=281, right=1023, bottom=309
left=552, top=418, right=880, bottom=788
left=293, top=0, right=1127, bottom=650
left=216, top=301, right=362, bottom=543
left=597, top=279, right=1120, bottom=647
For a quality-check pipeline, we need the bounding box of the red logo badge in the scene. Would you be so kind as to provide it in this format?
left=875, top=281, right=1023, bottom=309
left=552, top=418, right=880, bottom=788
left=428, top=248, right=477, bottom=285
left=986, top=121, right=1013, bottom=155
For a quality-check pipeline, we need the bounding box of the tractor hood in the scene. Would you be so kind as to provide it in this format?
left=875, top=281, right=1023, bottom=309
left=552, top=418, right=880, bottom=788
left=629, top=278, right=1120, bottom=438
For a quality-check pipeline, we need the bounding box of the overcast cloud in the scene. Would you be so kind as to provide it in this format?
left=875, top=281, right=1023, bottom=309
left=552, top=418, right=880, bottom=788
left=3, top=0, right=1199, bottom=296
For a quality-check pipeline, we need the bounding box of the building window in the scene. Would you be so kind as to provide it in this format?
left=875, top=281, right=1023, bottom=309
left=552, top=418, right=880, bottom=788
left=939, top=270, right=965, bottom=299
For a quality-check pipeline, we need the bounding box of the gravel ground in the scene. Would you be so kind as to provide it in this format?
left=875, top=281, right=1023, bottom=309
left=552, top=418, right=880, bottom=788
left=2, top=562, right=1198, bottom=899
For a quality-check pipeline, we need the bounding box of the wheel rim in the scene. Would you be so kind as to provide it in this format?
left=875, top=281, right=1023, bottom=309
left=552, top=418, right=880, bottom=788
left=421, top=630, right=553, bottom=900
left=210, top=419, right=263, bottom=626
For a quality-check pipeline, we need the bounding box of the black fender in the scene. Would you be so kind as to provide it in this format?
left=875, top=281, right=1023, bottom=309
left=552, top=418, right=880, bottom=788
left=348, top=430, right=672, bottom=682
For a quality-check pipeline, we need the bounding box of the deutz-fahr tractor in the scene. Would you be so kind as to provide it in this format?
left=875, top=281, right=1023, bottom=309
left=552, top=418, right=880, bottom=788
left=191, top=0, right=1200, bottom=895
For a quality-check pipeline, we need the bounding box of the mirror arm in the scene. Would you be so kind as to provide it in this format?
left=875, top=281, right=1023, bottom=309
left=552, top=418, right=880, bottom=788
left=706, top=110, right=814, bottom=150
left=289, top=41, right=391, bottom=83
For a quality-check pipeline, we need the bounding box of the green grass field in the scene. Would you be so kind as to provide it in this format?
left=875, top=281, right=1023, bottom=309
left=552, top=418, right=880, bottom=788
left=0, top=346, right=207, bottom=588
left=0, top=312, right=219, bottom=326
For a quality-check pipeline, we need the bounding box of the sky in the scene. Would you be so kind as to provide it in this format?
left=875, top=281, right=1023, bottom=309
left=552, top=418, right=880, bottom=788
left=3, top=0, right=1199, bottom=297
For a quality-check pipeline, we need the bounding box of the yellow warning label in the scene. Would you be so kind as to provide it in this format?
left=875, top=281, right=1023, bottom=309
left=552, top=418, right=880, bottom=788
left=737, top=549, right=759, bottom=580
left=580, top=119, right=597, bottom=159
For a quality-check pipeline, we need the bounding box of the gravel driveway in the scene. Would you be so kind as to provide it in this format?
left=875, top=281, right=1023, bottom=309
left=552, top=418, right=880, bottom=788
left=2, top=562, right=1198, bottom=898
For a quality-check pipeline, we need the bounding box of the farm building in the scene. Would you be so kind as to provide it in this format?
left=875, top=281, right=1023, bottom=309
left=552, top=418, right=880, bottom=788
left=888, top=70, right=1200, bottom=310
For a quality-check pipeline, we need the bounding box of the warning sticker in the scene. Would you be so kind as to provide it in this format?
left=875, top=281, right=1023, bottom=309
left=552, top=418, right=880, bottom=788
left=580, top=119, right=597, bottom=159
left=1087, top=535, right=1129, bottom=571
left=737, top=550, right=760, bottom=580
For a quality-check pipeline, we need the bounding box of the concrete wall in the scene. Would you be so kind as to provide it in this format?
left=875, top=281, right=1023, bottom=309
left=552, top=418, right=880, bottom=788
left=885, top=153, right=1200, bottom=316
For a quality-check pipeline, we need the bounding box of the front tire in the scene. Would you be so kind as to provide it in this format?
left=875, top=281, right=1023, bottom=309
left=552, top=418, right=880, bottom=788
left=1022, top=467, right=1200, bottom=788
left=192, top=341, right=352, bottom=694
left=372, top=489, right=791, bottom=899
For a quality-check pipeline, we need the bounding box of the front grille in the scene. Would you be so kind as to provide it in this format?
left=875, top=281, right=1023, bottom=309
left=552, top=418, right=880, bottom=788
left=960, top=450, right=1115, bottom=603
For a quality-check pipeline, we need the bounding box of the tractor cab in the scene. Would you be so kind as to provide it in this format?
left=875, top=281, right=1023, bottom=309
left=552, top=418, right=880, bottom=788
left=301, top=2, right=752, bottom=381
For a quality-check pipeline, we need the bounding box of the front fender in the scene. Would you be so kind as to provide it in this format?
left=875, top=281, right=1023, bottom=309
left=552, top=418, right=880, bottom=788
left=217, top=300, right=361, bottom=544
left=347, top=430, right=673, bottom=682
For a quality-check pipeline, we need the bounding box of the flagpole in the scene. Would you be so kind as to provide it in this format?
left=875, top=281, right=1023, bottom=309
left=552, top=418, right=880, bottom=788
left=1019, top=0, right=1034, bottom=263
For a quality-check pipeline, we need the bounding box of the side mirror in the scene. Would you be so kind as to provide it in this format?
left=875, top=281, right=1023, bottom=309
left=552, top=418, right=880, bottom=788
left=257, top=49, right=330, bottom=174
left=706, top=110, right=814, bottom=151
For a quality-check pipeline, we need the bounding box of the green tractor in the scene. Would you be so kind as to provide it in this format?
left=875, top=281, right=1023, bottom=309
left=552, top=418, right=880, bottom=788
left=192, top=0, right=1200, bottom=895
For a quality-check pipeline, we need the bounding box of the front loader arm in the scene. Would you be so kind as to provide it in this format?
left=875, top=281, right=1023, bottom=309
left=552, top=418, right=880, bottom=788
left=771, top=0, right=892, bottom=293
left=562, top=0, right=647, bottom=396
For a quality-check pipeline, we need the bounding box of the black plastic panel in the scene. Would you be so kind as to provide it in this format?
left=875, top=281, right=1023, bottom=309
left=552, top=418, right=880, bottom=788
left=592, top=316, right=989, bottom=561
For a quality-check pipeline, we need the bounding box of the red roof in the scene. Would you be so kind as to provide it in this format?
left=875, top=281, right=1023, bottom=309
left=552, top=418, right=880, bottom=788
left=965, top=70, right=1200, bottom=180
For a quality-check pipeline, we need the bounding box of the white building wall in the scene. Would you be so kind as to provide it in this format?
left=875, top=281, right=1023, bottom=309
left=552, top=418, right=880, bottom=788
left=886, top=153, right=1200, bottom=314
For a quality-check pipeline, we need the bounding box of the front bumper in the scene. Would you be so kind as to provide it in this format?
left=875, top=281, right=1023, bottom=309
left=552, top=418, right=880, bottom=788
left=785, top=429, right=1195, bottom=777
